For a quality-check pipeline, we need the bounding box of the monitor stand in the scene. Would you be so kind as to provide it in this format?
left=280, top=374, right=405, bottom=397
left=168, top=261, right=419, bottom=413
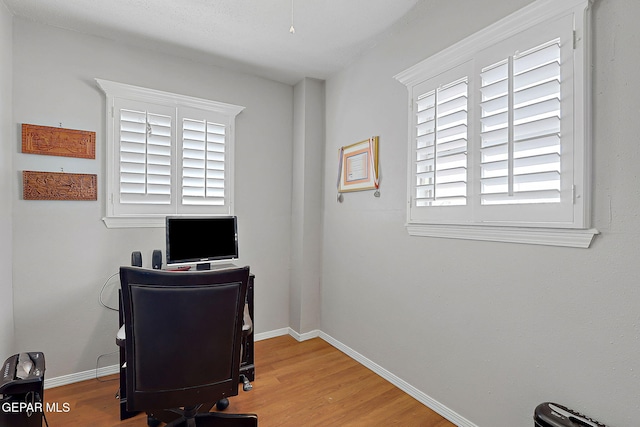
left=196, top=262, right=237, bottom=271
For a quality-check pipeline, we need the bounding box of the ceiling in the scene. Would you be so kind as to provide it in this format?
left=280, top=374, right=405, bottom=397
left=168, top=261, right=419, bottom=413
left=2, top=0, right=421, bottom=85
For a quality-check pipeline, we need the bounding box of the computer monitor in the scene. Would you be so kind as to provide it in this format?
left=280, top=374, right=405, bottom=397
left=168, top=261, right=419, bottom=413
left=166, top=216, right=238, bottom=270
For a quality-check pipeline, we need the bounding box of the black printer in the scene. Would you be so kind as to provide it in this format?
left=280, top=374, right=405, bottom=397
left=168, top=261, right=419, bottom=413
left=0, top=352, right=46, bottom=427
left=534, top=402, right=606, bottom=427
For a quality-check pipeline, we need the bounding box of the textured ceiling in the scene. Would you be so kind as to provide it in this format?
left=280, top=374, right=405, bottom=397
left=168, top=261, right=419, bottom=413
left=2, top=0, right=420, bottom=85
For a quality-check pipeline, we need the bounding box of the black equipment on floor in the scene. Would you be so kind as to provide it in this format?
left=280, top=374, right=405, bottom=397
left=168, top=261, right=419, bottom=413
left=534, top=402, right=606, bottom=427
left=0, top=352, right=46, bottom=427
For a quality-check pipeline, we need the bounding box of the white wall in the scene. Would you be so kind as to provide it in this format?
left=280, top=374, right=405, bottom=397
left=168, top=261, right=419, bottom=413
left=0, top=0, right=14, bottom=358
left=11, top=18, right=293, bottom=379
left=290, top=78, right=324, bottom=336
left=322, top=0, right=640, bottom=426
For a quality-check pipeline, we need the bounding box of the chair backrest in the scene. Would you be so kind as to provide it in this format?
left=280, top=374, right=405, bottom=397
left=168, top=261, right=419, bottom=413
left=119, top=266, right=250, bottom=411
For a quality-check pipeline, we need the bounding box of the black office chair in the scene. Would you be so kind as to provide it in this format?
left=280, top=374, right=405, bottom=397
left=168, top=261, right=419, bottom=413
left=119, top=266, right=258, bottom=427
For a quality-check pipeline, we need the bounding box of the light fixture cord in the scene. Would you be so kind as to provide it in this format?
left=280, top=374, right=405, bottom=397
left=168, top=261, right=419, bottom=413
left=290, top=0, right=295, bottom=34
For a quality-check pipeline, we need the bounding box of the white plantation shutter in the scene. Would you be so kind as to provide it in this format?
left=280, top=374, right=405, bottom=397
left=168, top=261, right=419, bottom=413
left=408, top=61, right=473, bottom=224
left=178, top=106, right=234, bottom=215
left=119, top=109, right=172, bottom=204
left=414, top=78, right=468, bottom=207
left=474, top=13, right=577, bottom=226
left=480, top=39, right=561, bottom=206
left=110, top=98, right=176, bottom=217
left=182, top=119, right=227, bottom=206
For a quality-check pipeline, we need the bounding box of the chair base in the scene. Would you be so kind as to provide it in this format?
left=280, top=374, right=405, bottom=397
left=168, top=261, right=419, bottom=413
left=146, top=398, right=231, bottom=426
left=165, top=412, right=258, bottom=427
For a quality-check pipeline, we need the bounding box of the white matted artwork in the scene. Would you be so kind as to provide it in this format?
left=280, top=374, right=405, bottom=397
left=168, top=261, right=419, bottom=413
left=337, top=137, right=379, bottom=196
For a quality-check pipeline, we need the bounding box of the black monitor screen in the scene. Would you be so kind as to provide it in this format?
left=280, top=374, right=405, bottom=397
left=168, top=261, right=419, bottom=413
left=166, top=216, right=238, bottom=265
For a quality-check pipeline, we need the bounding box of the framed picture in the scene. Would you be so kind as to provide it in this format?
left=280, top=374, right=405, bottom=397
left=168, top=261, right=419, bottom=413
left=23, top=171, right=97, bottom=201
left=22, top=123, right=96, bottom=159
left=338, top=136, right=379, bottom=193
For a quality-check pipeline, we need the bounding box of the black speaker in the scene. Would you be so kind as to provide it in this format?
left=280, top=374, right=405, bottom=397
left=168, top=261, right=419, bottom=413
left=131, top=251, right=142, bottom=267
left=152, top=250, right=162, bottom=270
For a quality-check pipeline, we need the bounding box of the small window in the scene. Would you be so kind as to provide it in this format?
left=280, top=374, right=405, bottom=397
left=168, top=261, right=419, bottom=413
left=395, top=0, right=598, bottom=248
left=97, top=79, right=244, bottom=228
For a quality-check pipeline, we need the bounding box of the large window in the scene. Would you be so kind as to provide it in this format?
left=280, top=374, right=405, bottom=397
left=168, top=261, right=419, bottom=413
left=395, top=0, right=598, bottom=248
left=97, top=79, right=244, bottom=228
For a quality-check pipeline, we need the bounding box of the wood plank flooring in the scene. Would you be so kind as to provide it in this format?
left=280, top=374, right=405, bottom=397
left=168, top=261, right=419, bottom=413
left=43, top=335, right=455, bottom=426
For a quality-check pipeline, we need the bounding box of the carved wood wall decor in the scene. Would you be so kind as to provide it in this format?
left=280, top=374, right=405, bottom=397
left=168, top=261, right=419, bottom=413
left=22, top=124, right=96, bottom=159
left=23, top=171, right=97, bottom=201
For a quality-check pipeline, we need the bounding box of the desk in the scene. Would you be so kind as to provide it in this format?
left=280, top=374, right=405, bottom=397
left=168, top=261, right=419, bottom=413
left=116, top=272, right=255, bottom=421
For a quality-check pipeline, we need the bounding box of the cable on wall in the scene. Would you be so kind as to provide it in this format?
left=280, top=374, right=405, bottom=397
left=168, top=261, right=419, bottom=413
left=289, top=0, right=295, bottom=34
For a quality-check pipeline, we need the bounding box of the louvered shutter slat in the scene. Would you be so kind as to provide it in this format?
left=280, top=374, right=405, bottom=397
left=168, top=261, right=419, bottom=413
left=514, top=98, right=560, bottom=125
left=513, top=42, right=560, bottom=73
left=513, top=116, right=560, bottom=141
left=120, top=131, right=146, bottom=143
left=481, top=127, right=508, bottom=148
left=183, top=148, right=206, bottom=159
left=481, top=111, right=508, bottom=130
left=481, top=143, right=508, bottom=163
left=482, top=189, right=560, bottom=205
left=514, top=134, right=560, bottom=158
left=207, top=152, right=225, bottom=162
left=481, top=78, right=508, bottom=101
left=515, top=80, right=560, bottom=107
left=514, top=62, right=559, bottom=89
left=481, top=160, right=508, bottom=179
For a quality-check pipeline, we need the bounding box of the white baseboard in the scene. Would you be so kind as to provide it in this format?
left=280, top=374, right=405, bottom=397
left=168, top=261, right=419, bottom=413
left=44, top=364, right=119, bottom=390
left=287, top=328, right=320, bottom=342
left=254, top=327, right=319, bottom=342
left=44, top=327, right=476, bottom=427
left=254, top=328, right=289, bottom=341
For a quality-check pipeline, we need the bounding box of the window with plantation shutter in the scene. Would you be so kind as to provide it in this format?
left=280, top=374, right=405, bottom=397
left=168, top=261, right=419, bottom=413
left=395, top=0, right=598, bottom=248
left=97, top=79, right=244, bottom=228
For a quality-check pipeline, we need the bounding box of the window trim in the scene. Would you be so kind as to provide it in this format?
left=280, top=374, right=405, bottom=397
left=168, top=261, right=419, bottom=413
left=394, top=0, right=598, bottom=248
left=406, top=224, right=597, bottom=249
left=96, top=79, right=245, bottom=228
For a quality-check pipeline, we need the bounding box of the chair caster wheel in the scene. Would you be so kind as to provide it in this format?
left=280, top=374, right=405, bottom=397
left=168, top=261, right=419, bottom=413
left=240, top=374, right=253, bottom=391
left=216, top=398, right=230, bottom=411
left=147, top=415, right=161, bottom=427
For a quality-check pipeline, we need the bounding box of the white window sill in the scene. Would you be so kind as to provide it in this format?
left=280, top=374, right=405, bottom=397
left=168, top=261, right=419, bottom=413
left=406, top=223, right=599, bottom=248
left=103, top=216, right=166, bottom=228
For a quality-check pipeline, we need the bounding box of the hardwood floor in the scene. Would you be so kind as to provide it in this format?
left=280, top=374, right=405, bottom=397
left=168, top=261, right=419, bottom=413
left=43, top=335, right=455, bottom=426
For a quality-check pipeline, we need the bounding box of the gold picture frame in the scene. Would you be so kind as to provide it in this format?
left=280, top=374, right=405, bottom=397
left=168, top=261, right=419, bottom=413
left=337, top=136, right=379, bottom=194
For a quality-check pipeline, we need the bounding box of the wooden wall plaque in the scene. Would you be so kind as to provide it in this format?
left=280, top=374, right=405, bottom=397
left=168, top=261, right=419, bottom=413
left=23, top=171, right=97, bottom=201
left=22, top=124, right=96, bottom=159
